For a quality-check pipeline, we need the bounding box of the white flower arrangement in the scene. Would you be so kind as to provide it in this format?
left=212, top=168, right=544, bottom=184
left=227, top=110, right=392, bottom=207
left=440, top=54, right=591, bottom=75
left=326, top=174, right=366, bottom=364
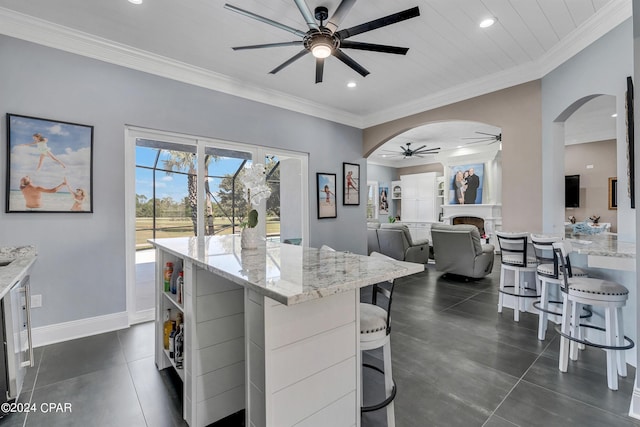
left=242, top=163, right=272, bottom=228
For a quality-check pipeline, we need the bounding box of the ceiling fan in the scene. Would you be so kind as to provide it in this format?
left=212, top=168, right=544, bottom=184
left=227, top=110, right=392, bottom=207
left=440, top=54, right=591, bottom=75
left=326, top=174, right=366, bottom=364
left=224, top=1, right=420, bottom=83
left=463, top=131, right=502, bottom=145
left=381, top=142, right=440, bottom=159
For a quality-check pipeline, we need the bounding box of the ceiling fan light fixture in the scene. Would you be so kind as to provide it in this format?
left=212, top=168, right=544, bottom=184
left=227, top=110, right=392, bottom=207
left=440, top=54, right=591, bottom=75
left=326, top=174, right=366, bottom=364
left=311, top=43, right=332, bottom=58
left=128, top=0, right=143, bottom=4
left=347, top=81, right=357, bottom=88
left=479, top=17, right=495, bottom=28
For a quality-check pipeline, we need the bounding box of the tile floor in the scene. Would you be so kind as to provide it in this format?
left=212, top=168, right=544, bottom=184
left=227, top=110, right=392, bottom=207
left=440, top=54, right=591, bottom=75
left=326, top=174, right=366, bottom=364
left=1, top=258, right=639, bottom=426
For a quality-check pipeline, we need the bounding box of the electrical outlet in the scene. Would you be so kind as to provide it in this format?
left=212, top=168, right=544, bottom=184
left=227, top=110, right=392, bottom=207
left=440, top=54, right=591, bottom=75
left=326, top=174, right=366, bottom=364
left=31, top=294, right=42, bottom=308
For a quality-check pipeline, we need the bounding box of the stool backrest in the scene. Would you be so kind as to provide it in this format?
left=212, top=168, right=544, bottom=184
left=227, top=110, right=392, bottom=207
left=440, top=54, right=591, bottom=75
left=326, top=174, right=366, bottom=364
left=496, top=232, right=531, bottom=267
left=369, top=251, right=396, bottom=334
left=531, top=234, right=561, bottom=278
left=552, top=241, right=573, bottom=292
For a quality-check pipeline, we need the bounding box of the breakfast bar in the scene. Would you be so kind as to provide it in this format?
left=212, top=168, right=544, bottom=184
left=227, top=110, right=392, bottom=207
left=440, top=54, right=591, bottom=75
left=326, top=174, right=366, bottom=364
left=150, top=235, right=423, bottom=427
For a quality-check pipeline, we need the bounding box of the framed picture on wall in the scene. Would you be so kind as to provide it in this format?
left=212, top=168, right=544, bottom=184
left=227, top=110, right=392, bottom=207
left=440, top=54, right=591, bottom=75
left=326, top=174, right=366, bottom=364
left=379, top=186, right=389, bottom=214
left=343, top=162, right=360, bottom=205
left=317, top=172, right=337, bottom=219
left=6, top=114, right=94, bottom=213
left=449, top=163, right=484, bottom=205
left=609, top=177, right=618, bottom=210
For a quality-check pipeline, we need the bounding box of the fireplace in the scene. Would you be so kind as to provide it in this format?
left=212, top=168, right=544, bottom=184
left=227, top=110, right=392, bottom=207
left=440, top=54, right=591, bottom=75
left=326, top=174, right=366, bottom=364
left=452, top=216, right=485, bottom=236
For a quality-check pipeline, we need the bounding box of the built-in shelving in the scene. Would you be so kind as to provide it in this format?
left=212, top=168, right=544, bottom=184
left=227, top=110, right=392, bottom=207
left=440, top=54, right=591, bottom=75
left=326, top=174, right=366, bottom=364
left=163, top=291, right=183, bottom=313
left=392, top=180, right=402, bottom=199
left=163, top=349, right=184, bottom=381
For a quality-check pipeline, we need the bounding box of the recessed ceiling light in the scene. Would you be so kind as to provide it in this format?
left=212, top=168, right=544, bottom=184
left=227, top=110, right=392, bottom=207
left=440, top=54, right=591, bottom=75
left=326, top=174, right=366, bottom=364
left=611, top=113, right=618, bottom=117
left=479, top=18, right=495, bottom=28
left=456, top=145, right=463, bottom=149
left=128, top=0, right=143, bottom=4
left=347, top=81, right=357, bottom=88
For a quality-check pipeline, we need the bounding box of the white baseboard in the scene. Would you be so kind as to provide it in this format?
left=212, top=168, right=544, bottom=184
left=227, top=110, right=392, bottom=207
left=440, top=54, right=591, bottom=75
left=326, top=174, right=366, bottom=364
left=629, top=386, right=640, bottom=420
left=32, top=311, right=130, bottom=348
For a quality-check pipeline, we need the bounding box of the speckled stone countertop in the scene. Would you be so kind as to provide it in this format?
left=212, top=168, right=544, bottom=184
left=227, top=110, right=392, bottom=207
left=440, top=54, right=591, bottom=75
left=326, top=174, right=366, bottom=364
left=566, top=234, right=636, bottom=259
left=149, top=236, right=424, bottom=305
left=0, top=246, right=37, bottom=299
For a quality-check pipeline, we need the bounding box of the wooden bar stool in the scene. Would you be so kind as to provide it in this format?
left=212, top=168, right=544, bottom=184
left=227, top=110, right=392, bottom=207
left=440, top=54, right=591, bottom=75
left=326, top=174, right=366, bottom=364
left=553, top=242, right=634, bottom=390
left=496, top=232, right=539, bottom=322
left=530, top=235, right=588, bottom=341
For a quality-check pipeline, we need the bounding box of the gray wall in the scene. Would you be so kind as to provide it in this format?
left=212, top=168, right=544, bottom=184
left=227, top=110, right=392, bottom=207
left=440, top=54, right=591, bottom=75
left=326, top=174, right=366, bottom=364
left=564, top=140, right=618, bottom=231
left=0, top=36, right=365, bottom=328
left=541, top=19, right=634, bottom=240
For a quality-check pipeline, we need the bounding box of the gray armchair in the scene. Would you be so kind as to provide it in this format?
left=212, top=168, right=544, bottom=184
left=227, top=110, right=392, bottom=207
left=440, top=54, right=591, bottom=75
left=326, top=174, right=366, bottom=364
left=430, top=223, right=495, bottom=279
left=377, top=223, right=429, bottom=264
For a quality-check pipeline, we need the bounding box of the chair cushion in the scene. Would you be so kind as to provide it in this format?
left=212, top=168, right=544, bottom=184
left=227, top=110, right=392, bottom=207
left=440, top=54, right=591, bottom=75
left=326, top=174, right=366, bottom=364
left=360, top=303, right=387, bottom=334
left=502, top=253, right=537, bottom=267
left=537, top=263, right=587, bottom=277
left=568, top=278, right=629, bottom=302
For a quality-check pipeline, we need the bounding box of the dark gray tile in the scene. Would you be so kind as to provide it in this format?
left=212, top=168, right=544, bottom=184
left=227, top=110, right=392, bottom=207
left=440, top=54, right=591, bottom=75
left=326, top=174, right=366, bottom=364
left=118, top=321, right=155, bottom=363
left=483, top=415, right=520, bottom=427
left=0, top=408, right=27, bottom=427
left=523, top=350, right=636, bottom=415
left=35, top=332, right=126, bottom=388
left=127, top=356, right=187, bottom=427
left=26, top=364, right=146, bottom=427
left=21, top=346, right=44, bottom=393
left=494, top=380, right=640, bottom=427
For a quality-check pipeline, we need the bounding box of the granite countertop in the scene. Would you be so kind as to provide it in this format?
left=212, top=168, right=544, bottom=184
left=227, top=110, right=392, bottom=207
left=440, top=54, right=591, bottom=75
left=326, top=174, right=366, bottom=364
left=565, top=234, right=636, bottom=259
left=0, top=246, right=37, bottom=300
left=149, top=235, right=424, bottom=305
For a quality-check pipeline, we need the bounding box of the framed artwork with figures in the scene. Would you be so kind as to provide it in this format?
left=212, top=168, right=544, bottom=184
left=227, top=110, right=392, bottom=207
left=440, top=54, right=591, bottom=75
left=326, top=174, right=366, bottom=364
left=343, top=162, right=360, bottom=205
left=317, top=172, right=337, bottom=219
left=6, top=113, right=93, bottom=213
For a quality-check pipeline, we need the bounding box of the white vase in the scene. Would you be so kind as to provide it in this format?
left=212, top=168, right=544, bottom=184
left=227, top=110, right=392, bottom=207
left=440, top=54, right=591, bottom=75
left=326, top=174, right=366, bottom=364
left=241, top=227, right=260, bottom=249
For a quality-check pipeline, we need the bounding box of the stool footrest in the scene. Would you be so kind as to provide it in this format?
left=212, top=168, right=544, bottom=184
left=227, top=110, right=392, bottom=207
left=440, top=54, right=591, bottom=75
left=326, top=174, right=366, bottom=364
left=499, top=285, right=540, bottom=299
left=532, top=301, right=592, bottom=319
left=554, top=323, right=635, bottom=350
left=361, top=363, right=397, bottom=413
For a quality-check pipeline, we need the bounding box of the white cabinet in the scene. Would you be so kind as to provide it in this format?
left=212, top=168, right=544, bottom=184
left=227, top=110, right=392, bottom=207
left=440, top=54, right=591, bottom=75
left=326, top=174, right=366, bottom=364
left=400, top=172, right=439, bottom=223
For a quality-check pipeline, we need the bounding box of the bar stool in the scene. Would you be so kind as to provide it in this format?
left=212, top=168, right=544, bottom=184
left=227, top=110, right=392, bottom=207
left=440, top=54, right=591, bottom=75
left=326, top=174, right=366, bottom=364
left=553, top=242, right=634, bottom=390
left=530, top=235, right=589, bottom=341
left=496, top=232, right=539, bottom=322
left=361, top=251, right=397, bottom=427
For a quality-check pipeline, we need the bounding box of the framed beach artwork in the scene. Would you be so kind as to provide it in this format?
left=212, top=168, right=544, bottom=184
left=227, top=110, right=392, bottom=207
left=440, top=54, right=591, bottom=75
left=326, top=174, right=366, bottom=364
left=317, top=172, right=337, bottom=219
left=6, top=114, right=93, bottom=213
left=378, top=186, right=389, bottom=214
left=449, top=163, right=484, bottom=205
left=342, top=162, right=360, bottom=205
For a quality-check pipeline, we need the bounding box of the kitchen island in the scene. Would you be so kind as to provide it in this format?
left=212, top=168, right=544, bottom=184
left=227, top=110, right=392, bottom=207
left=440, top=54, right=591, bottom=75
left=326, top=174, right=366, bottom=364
left=150, top=235, right=423, bottom=427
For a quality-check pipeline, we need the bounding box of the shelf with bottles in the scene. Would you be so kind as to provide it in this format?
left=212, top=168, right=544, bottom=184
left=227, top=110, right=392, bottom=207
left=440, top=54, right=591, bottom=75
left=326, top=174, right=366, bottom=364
left=163, top=349, right=185, bottom=381
left=163, top=291, right=183, bottom=313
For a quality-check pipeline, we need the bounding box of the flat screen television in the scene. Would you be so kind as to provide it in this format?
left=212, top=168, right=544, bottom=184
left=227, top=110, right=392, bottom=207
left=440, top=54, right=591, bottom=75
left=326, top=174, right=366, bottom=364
left=565, top=175, right=580, bottom=208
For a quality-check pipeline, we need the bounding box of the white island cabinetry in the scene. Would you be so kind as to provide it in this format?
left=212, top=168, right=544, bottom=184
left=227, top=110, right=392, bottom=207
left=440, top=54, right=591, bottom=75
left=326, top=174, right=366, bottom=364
left=151, top=236, right=423, bottom=427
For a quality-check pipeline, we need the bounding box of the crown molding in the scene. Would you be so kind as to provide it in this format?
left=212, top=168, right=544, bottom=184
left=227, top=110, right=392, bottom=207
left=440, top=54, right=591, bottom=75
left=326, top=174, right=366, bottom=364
left=0, top=7, right=364, bottom=129
left=0, top=1, right=631, bottom=130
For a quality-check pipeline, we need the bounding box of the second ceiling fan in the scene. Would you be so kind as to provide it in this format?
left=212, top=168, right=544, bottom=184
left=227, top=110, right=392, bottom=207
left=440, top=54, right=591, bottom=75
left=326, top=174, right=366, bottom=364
left=224, top=0, right=420, bottom=83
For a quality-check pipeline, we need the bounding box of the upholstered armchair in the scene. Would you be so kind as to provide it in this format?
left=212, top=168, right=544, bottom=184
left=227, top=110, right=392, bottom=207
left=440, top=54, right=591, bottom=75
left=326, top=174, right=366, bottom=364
left=430, top=223, right=495, bottom=279
left=377, top=223, right=429, bottom=264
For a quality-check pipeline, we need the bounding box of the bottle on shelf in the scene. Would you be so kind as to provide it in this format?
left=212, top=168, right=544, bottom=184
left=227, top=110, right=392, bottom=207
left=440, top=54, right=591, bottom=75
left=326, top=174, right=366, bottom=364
left=164, top=262, right=174, bottom=293
left=174, top=324, right=184, bottom=368
left=172, top=269, right=182, bottom=295
left=177, top=271, right=184, bottom=303
left=163, top=309, right=174, bottom=350
left=169, top=324, right=176, bottom=359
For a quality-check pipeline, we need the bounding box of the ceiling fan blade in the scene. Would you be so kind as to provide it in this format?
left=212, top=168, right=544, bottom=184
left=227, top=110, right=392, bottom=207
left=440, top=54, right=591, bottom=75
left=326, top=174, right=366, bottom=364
left=412, top=145, right=427, bottom=152
left=336, top=6, right=420, bottom=40
left=414, top=148, right=441, bottom=154
left=326, top=0, right=357, bottom=33
left=332, top=49, right=370, bottom=77
left=293, top=0, right=319, bottom=30
left=224, top=4, right=307, bottom=38
left=232, top=41, right=303, bottom=51
left=315, top=57, right=324, bottom=83
left=269, top=49, right=309, bottom=74
left=474, top=131, right=498, bottom=136
left=340, top=40, right=409, bottom=55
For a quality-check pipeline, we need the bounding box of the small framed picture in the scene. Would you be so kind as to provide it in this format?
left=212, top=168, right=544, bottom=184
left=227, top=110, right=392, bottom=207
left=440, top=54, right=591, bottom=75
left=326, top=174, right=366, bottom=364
left=609, top=177, right=618, bottom=210
left=6, top=114, right=93, bottom=213
left=343, top=162, right=360, bottom=206
left=317, top=172, right=337, bottom=219
left=379, top=186, right=389, bottom=214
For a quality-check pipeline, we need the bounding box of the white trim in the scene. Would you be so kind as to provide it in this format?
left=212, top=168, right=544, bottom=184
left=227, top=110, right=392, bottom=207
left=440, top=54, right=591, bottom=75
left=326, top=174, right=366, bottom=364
left=0, top=1, right=631, bottom=129
left=130, top=308, right=155, bottom=325
left=32, top=311, right=129, bottom=348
